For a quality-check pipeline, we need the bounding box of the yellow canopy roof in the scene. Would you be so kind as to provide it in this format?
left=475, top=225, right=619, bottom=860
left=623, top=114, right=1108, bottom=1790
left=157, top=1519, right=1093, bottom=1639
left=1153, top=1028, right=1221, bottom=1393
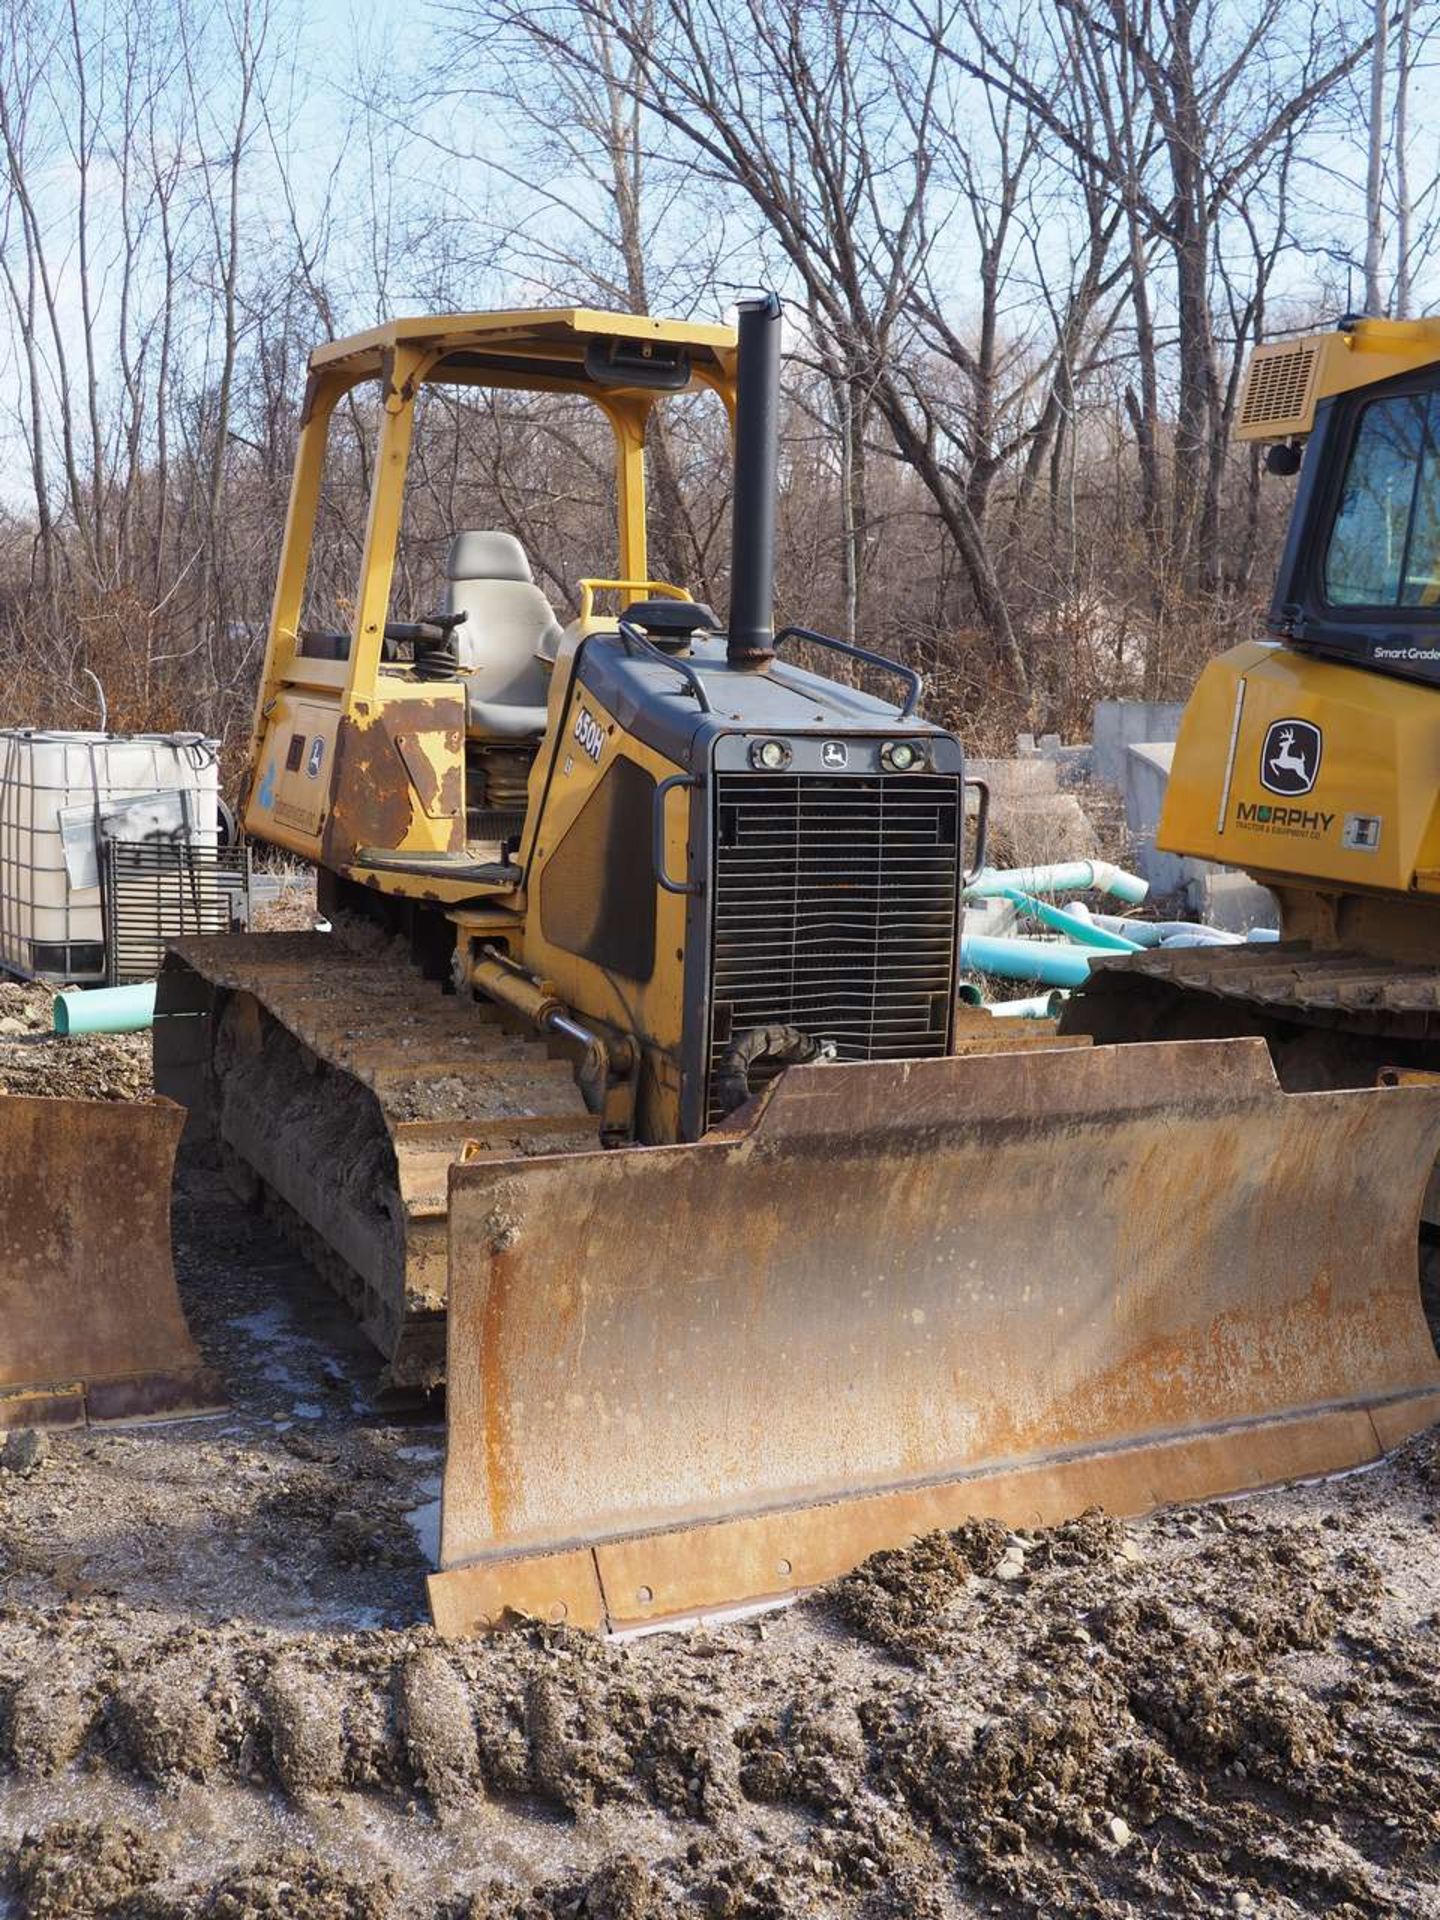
left=309, top=307, right=737, bottom=398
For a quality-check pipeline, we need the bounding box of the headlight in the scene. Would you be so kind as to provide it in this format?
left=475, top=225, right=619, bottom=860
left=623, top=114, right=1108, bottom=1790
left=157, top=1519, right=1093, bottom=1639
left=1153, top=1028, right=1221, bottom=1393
left=750, top=738, right=792, bottom=770
left=880, top=738, right=925, bottom=771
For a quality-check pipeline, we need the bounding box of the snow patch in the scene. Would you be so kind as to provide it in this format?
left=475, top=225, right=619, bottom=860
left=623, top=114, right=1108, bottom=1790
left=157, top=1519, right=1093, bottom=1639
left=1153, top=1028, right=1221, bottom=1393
left=404, top=1474, right=443, bottom=1568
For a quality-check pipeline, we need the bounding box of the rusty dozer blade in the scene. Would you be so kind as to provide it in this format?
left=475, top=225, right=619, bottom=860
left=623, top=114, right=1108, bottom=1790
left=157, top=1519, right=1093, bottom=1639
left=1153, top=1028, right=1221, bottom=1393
left=429, top=1038, right=1440, bottom=1636
left=0, top=1094, right=224, bottom=1431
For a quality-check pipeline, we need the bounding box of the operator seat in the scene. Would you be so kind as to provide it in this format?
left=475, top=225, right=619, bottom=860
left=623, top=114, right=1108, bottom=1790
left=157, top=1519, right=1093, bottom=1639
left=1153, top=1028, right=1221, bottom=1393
left=443, top=530, right=562, bottom=740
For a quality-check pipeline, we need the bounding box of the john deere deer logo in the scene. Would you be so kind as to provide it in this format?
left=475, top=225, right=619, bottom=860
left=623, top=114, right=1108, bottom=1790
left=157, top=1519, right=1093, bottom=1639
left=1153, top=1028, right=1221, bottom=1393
left=1260, top=719, right=1321, bottom=797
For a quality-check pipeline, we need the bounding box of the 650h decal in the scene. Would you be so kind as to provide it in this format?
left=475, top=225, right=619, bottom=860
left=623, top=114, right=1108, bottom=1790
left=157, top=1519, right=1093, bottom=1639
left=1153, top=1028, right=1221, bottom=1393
left=572, top=705, right=606, bottom=763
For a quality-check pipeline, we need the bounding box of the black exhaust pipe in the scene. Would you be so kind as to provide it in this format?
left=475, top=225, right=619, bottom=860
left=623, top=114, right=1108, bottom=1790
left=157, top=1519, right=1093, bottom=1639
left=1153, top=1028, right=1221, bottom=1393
left=727, top=293, right=782, bottom=667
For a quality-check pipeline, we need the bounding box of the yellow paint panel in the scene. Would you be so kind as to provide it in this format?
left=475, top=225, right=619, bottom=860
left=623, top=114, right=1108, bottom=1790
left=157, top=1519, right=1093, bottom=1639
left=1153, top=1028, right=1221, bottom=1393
left=274, top=702, right=338, bottom=837
left=522, top=675, right=690, bottom=1138
left=1160, top=641, right=1440, bottom=892
left=310, top=306, right=737, bottom=381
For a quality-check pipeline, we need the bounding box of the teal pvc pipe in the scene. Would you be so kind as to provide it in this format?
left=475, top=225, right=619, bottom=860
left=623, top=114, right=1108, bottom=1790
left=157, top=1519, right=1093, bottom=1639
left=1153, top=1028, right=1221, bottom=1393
left=54, top=981, right=156, bottom=1035
left=1086, top=912, right=1243, bottom=948
left=987, top=991, right=1065, bottom=1019
left=991, top=888, right=1142, bottom=952
left=960, top=932, right=1096, bottom=988
left=1085, top=913, right=1168, bottom=947
left=966, top=860, right=1149, bottom=905
left=957, top=980, right=985, bottom=1005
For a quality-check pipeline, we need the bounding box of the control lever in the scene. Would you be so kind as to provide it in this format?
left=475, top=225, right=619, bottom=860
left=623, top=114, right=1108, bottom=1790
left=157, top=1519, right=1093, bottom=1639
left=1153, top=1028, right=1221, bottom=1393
left=384, top=608, right=468, bottom=680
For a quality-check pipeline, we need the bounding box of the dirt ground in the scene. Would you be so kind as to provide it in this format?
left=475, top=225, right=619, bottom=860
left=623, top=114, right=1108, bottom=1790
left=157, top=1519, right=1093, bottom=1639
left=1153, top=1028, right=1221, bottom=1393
left=249, top=869, right=323, bottom=936
left=0, top=980, right=152, bottom=1101
left=4, top=979, right=1440, bottom=1916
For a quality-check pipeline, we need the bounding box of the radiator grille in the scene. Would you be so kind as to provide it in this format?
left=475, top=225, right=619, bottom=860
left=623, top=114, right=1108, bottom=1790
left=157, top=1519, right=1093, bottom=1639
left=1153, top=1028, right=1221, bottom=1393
left=707, top=771, right=960, bottom=1121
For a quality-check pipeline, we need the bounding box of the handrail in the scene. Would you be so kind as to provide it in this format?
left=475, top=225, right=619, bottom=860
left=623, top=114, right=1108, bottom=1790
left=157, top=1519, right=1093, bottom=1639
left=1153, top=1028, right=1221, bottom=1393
left=616, top=619, right=714, bottom=714
left=578, top=577, right=691, bottom=623
left=653, top=773, right=703, bottom=895
left=771, top=625, right=923, bottom=718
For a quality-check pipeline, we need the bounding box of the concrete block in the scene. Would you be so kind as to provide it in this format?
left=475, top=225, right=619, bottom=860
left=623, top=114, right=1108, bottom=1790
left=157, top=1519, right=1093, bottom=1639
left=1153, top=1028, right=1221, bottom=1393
left=1118, top=739, right=1278, bottom=931
left=1184, top=867, right=1278, bottom=934
left=989, top=792, right=1100, bottom=867
left=968, top=756, right=1059, bottom=799
left=960, top=893, right=1019, bottom=939
left=1055, top=748, right=1097, bottom=787
left=1093, top=700, right=1186, bottom=788
left=1123, top=742, right=1185, bottom=893
left=1123, top=741, right=1174, bottom=837
left=1015, top=735, right=1094, bottom=780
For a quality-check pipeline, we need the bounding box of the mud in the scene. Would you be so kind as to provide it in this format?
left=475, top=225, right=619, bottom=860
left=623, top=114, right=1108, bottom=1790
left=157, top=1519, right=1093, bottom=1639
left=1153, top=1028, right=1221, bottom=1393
left=4, top=1083, right=1440, bottom=1912
left=7, top=1460, right=1440, bottom=1916
left=10, top=1820, right=169, bottom=1919
left=155, top=1853, right=396, bottom=1919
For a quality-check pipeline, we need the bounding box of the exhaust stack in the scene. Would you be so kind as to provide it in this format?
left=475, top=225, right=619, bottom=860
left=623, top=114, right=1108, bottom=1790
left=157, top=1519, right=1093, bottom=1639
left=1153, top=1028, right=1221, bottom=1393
left=727, top=294, right=782, bottom=667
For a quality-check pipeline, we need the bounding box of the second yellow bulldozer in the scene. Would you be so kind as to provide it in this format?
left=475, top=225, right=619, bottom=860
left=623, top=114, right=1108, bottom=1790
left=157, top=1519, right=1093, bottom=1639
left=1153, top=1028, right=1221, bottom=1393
left=154, top=298, right=1440, bottom=1635
left=1069, top=316, right=1440, bottom=1122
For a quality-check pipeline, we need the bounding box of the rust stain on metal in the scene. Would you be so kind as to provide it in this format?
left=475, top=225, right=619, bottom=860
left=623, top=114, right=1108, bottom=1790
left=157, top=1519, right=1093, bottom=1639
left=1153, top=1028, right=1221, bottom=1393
left=0, top=1094, right=224, bottom=1427
left=428, top=1393, right=1439, bottom=1633
left=324, top=698, right=464, bottom=868
left=324, top=712, right=398, bottom=869
left=0, top=1387, right=86, bottom=1432
left=394, top=724, right=463, bottom=818
left=438, top=760, right=463, bottom=819
left=480, top=1221, right=520, bottom=1540
left=428, top=1545, right=605, bottom=1635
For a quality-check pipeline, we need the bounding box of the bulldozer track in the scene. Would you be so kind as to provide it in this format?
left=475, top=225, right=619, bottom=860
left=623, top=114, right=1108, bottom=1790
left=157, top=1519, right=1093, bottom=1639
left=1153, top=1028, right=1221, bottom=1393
left=155, top=933, right=600, bottom=1388
left=1065, top=941, right=1440, bottom=1163
left=1086, top=942, right=1440, bottom=1032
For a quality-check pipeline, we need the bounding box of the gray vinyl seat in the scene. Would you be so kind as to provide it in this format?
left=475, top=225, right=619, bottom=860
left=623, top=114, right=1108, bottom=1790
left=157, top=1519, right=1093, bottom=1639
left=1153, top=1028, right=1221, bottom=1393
left=443, top=530, right=562, bottom=740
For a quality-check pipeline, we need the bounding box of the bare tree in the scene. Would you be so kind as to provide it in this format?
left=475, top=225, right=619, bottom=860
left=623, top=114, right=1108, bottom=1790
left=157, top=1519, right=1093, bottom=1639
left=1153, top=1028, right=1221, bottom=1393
left=1364, top=0, right=1389, bottom=313
left=0, top=0, right=1427, bottom=762
left=465, top=0, right=1093, bottom=705
left=944, top=0, right=1375, bottom=597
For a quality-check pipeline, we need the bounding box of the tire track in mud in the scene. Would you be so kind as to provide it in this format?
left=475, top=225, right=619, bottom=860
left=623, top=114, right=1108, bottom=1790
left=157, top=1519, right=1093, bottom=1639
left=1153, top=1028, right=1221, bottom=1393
left=6, top=1477, right=1440, bottom=1918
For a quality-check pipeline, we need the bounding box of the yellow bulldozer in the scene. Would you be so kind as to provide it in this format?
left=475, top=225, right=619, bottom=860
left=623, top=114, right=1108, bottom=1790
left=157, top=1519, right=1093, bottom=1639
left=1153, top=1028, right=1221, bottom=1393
left=131, top=298, right=1440, bottom=1637
left=1068, top=316, right=1440, bottom=1125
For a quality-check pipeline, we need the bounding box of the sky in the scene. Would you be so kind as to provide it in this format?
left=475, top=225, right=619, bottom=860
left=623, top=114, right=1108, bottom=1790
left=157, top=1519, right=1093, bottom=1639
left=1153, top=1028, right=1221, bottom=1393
left=0, top=0, right=1427, bottom=525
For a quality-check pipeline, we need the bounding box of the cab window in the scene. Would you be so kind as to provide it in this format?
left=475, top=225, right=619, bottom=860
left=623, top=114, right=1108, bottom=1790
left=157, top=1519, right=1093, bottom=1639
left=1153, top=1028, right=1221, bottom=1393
left=1324, top=391, right=1440, bottom=608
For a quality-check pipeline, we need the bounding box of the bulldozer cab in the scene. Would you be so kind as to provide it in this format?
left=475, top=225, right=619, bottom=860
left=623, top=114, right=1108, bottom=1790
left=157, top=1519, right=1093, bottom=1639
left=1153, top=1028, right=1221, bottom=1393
left=243, top=308, right=738, bottom=892
left=1239, top=318, right=1440, bottom=687
left=1146, top=319, right=1440, bottom=915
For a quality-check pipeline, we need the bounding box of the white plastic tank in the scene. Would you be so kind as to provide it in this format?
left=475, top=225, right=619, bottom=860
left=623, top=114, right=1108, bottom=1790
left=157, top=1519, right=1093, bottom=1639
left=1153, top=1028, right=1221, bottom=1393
left=0, top=731, right=221, bottom=983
